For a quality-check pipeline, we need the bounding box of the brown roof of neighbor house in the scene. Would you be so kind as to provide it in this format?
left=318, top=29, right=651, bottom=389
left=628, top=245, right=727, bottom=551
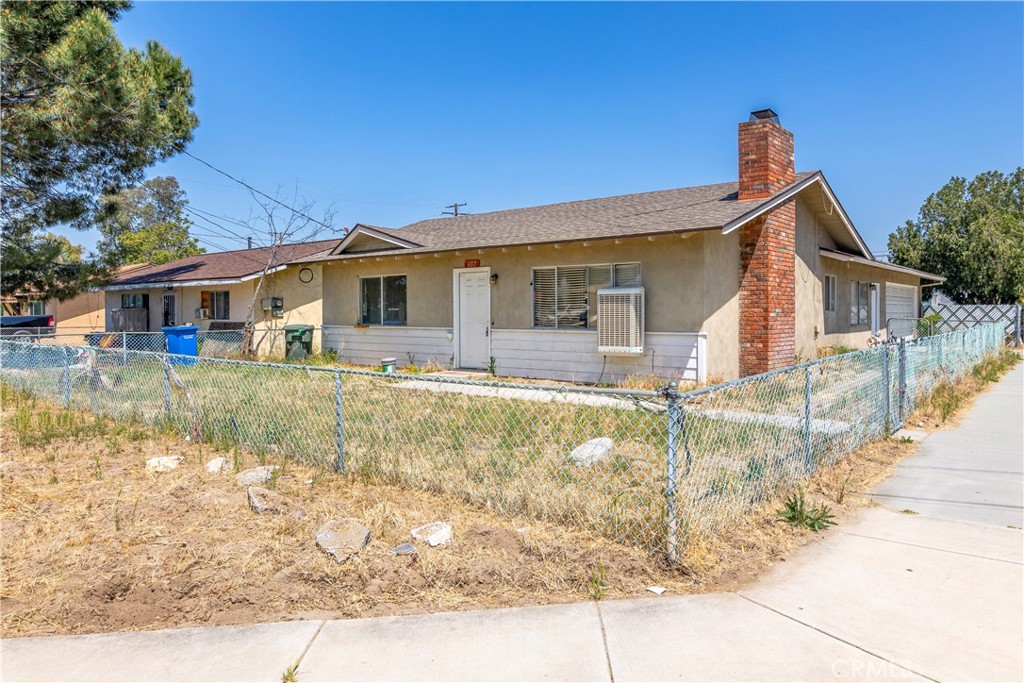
left=111, top=239, right=339, bottom=287
left=291, top=171, right=822, bottom=264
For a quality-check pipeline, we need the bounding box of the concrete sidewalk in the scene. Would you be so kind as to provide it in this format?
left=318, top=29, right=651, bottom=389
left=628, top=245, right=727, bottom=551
left=4, top=367, right=1022, bottom=682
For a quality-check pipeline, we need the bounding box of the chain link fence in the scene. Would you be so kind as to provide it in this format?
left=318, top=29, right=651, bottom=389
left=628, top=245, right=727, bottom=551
left=887, top=317, right=938, bottom=340
left=0, top=323, right=1005, bottom=559
left=0, top=328, right=310, bottom=360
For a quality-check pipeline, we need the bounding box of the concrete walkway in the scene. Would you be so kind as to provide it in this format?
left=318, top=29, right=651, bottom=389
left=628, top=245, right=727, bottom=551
left=3, top=367, right=1022, bottom=682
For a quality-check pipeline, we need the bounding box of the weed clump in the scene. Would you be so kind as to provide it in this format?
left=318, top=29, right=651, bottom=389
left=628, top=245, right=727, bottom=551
left=778, top=489, right=836, bottom=532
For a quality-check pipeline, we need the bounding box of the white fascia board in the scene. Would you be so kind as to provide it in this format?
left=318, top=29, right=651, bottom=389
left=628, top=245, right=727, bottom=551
left=330, top=225, right=419, bottom=255
left=104, top=266, right=286, bottom=291
left=721, top=173, right=873, bottom=261
left=720, top=172, right=821, bottom=235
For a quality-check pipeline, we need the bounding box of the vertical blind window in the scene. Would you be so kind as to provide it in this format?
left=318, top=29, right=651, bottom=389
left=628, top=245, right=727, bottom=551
left=361, top=275, right=407, bottom=325
left=532, top=262, right=640, bottom=329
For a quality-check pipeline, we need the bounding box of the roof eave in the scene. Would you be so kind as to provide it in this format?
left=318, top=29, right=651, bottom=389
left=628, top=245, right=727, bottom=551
left=818, top=249, right=946, bottom=282
left=106, top=266, right=287, bottom=291
left=329, top=224, right=421, bottom=255
left=721, top=173, right=873, bottom=261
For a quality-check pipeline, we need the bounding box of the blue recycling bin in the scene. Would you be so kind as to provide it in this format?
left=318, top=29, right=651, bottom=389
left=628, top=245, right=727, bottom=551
left=163, top=325, right=199, bottom=365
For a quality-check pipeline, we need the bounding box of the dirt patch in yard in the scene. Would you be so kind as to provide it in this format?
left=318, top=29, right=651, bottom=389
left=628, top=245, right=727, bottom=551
left=1, top=351, right=1016, bottom=637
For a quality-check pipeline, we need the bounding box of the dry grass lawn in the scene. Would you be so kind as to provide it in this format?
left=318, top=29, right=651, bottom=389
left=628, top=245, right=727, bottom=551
left=0, top=350, right=1016, bottom=637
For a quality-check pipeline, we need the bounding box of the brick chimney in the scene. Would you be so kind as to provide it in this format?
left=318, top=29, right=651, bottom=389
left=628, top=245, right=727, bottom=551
left=737, top=109, right=797, bottom=376
left=738, top=109, right=795, bottom=201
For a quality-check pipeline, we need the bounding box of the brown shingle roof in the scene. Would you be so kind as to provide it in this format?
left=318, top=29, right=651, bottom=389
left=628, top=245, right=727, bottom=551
left=292, top=172, right=819, bottom=263
left=112, top=239, right=338, bottom=286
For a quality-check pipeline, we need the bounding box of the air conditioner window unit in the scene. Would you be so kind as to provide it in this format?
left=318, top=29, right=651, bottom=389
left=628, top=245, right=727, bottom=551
left=597, top=286, right=644, bottom=355
left=195, top=307, right=210, bottom=320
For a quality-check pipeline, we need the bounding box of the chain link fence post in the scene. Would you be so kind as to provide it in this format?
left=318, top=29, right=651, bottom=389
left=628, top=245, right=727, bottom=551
left=663, top=381, right=681, bottom=565
left=334, top=370, right=345, bottom=472
left=897, top=338, right=907, bottom=428
left=804, top=365, right=813, bottom=473
left=61, top=346, right=71, bottom=408
left=881, top=344, right=891, bottom=436
left=162, top=355, right=172, bottom=422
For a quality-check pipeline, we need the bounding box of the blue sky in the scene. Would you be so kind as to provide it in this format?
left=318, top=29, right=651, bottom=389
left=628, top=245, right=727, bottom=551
left=64, top=1, right=1024, bottom=255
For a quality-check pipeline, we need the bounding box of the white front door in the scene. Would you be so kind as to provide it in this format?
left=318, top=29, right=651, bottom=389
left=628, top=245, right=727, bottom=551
left=457, top=270, right=490, bottom=369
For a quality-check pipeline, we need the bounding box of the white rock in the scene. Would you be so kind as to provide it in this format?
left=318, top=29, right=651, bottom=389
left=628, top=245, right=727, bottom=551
left=205, top=457, right=230, bottom=473
left=647, top=586, right=668, bottom=596
left=146, top=456, right=183, bottom=473
left=411, top=521, right=452, bottom=547
left=235, top=465, right=279, bottom=487
left=569, top=437, right=613, bottom=466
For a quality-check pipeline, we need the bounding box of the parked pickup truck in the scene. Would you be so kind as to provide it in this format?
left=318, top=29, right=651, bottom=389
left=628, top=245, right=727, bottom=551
left=0, top=314, right=56, bottom=337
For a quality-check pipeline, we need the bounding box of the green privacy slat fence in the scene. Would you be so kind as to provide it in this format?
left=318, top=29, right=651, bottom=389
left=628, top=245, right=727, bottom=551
left=0, top=323, right=1004, bottom=560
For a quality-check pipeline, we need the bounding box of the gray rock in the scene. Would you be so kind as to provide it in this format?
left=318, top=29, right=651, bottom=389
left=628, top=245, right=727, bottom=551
left=235, top=465, right=279, bottom=486
left=569, top=437, right=613, bottom=466
left=316, top=519, right=371, bottom=564
left=246, top=486, right=305, bottom=517
left=411, top=521, right=452, bottom=547
left=391, top=543, right=417, bottom=555
left=146, top=456, right=183, bottom=473
left=205, top=457, right=230, bottom=473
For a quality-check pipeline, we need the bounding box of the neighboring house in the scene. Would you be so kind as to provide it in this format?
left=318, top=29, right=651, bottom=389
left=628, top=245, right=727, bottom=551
left=3, top=264, right=153, bottom=334
left=103, top=240, right=336, bottom=353
left=290, top=110, right=943, bottom=382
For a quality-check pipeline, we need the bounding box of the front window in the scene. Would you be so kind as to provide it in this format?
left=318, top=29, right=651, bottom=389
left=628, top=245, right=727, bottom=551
left=850, top=281, right=869, bottom=326
left=121, top=293, right=148, bottom=309
left=533, top=262, right=641, bottom=329
left=360, top=275, right=407, bottom=325
left=210, top=291, right=230, bottom=320
left=200, top=291, right=230, bottom=319
left=27, top=300, right=45, bottom=315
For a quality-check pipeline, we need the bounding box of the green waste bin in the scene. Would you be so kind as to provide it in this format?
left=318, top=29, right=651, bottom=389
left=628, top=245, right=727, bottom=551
left=283, top=324, right=314, bottom=359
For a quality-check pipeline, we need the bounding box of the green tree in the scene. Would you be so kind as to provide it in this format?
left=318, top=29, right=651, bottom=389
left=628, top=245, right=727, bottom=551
left=98, top=176, right=203, bottom=265
left=1, top=1, right=198, bottom=299
left=888, top=169, right=1024, bottom=304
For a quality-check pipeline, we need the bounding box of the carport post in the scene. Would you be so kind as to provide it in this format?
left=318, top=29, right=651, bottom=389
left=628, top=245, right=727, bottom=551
left=333, top=370, right=345, bottom=472
left=663, top=381, right=681, bottom=565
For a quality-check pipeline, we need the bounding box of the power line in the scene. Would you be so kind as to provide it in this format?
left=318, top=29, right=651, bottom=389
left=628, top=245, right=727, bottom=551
left=176, top=148, right=340, bottom=235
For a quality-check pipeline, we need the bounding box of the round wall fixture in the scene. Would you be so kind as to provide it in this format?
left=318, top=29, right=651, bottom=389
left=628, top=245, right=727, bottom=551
left=298, top=267, right=314, bottom=283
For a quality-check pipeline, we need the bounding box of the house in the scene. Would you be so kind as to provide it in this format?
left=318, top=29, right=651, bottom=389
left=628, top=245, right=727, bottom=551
left=103, top=240, right=335, bottom=354
left=290, top=110, right=943, bottom=382
left=3, top=264, right=153, bottom=335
